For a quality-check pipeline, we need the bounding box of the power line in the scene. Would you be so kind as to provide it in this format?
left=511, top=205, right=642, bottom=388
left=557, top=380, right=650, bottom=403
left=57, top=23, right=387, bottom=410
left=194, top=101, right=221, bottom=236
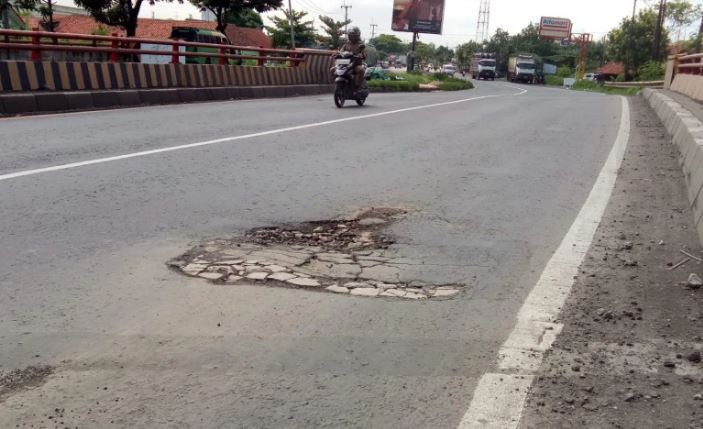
left=341, top=0, right=352, bottom=33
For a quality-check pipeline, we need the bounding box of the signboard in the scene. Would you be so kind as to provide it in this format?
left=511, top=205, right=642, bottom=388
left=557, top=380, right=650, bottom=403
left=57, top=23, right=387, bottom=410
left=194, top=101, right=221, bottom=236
left=539, top=16, right=572, bottom=40
left=392, top=0, right=446, bottom=35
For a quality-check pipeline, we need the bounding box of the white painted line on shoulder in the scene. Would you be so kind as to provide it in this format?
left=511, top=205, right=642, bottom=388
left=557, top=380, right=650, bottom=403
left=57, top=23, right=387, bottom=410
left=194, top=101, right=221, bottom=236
left=457, top=96, right=631, bottom=429
left=0, top=88, right=526, bottom=182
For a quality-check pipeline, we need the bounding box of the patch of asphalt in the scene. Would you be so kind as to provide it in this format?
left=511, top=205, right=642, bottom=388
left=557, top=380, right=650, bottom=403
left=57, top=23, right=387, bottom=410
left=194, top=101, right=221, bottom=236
left=520, top=96, right=703, bottom=429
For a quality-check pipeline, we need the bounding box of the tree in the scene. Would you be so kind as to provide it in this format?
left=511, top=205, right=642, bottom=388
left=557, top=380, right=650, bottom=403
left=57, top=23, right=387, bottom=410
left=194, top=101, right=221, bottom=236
left=265, top=9, right=316, bottom=49
left=227, top=8, right=263, bottom=28
left=370, top=34, right=406, bottom=54
left=317, top=15, right=350, bottom=49
left=191, top=0, right=282, bottom=34
left=484, top=28, right=512, bottom=72
left=608, top=8, right=669, bottom=78
left=74, top=0, right=180, bottom=37
left=16, top=0, right=58, bottom=31
left=455, top=41, right=480, bottom=69
left=434, top=45, right=454, bottom=65
left=666, top=0, right=701, bottom=40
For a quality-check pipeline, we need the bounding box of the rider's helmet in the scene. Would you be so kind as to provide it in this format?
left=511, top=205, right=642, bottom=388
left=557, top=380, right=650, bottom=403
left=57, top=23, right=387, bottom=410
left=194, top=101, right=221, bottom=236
left=348, top=27, right=361, bottom=44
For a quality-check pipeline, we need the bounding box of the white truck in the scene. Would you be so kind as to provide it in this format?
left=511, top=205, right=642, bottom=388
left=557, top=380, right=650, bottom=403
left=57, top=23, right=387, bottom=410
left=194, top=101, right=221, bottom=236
left=507, top=54, right=536, bottom=84
left=470, top=53, right=496, bottom=80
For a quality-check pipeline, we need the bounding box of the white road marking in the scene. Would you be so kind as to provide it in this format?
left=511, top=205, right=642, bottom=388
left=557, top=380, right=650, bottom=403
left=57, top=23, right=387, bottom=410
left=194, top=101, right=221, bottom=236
left=0, top=88, right=526, bottom=182
left=457, top=96, right=631, bottom=429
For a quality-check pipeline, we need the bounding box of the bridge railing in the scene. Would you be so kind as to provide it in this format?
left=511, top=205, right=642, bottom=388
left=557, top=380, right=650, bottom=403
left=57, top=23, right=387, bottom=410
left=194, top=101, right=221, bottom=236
left=676, top=52, right=703, bottom=75
left=0, top=28, right=332, bottom=66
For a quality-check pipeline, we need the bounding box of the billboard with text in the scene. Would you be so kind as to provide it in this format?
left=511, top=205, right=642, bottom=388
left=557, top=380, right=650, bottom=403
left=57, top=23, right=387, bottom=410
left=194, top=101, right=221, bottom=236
left=538, top=17, right=572, bottom=40
left=392, top=0, right=446, bottom=35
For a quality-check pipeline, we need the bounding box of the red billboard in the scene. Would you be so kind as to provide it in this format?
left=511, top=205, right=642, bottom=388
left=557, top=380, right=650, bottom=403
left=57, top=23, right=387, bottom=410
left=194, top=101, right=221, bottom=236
left=392, top=0, right=446, bottom=35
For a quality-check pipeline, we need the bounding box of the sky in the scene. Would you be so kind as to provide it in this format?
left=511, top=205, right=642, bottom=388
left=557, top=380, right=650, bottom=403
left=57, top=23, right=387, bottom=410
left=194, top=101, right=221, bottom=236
left=54, top=0, right=697, bottom=48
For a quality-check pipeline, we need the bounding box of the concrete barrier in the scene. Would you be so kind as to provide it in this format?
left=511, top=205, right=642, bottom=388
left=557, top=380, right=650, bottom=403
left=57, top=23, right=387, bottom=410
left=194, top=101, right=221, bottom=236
left=0, top=84, right=334, bottom=116
left=642, top=88, right=703, bottom=243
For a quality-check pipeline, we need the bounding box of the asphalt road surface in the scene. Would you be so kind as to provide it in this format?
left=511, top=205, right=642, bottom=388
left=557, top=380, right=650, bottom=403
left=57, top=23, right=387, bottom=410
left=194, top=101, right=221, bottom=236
left=0, top=82, right=623, bottom=428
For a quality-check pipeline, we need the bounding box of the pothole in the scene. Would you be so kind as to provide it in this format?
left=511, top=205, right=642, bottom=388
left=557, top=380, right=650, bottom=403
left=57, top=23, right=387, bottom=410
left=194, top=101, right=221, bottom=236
left=0, top=365, right=53, bottom=400
left=168, top=208, right=464, bottom=300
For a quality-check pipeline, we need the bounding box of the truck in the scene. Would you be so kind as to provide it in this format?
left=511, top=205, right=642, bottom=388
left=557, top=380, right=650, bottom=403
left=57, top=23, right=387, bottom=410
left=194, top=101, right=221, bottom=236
left=507, top=54, right=537, bottom=84
left=470, top=53, right=496, bottom=80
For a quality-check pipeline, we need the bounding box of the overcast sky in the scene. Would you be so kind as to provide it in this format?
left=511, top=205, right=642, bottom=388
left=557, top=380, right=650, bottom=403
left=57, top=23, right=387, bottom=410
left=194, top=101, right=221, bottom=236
left=57, top=0, right=699, bottom=48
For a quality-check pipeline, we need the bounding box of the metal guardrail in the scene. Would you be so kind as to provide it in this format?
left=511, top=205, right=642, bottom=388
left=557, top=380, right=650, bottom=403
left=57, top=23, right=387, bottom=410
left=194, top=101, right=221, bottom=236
left=605, top=80, right=664, bottom=88
left=0, top=28, right=333, bottom=66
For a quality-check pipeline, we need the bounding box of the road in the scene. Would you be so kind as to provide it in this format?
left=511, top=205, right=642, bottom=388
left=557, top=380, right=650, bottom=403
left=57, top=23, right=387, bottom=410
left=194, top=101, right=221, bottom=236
left=0, top=82, right=623, bottom=428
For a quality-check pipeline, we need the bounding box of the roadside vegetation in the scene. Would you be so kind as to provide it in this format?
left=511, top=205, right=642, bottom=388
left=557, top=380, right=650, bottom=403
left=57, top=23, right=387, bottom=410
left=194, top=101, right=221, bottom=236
left=368, top=71, right=473, bottom=92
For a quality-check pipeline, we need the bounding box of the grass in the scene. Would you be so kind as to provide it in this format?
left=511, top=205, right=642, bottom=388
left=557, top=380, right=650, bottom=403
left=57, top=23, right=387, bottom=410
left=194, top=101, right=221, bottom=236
left=543, top=76, right=640, bottom=96
left=438, top=79, right=474, bottom=91
left=545, top=75, right=564, bottom=86
left=368, top=79, right=419, bottom=91
left=369, top=71, right=473, bottom=92
left=572, top=80, right=640, bottom=96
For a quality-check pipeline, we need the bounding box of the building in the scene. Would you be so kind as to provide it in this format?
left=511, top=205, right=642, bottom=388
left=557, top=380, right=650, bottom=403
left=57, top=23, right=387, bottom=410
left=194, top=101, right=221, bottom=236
left=25, top=14, right=272, bottom=48
left=597, top=62, right=625, bottom=80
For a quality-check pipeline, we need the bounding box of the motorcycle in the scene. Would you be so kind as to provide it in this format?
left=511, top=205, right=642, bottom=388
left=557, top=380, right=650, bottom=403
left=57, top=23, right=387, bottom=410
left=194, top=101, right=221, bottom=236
left=333, top=51, right=369, bottom=108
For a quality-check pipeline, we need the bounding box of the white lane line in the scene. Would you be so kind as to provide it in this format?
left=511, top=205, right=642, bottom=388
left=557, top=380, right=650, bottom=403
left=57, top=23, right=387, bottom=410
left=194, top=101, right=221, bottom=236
left=0, top=88, right=526, bottom=182
left=457, top=96, right=631, bottom=429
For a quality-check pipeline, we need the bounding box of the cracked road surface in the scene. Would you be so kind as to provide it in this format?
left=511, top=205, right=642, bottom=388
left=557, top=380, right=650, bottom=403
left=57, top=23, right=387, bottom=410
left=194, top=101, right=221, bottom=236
left=0, top=83, right=623, bottom=427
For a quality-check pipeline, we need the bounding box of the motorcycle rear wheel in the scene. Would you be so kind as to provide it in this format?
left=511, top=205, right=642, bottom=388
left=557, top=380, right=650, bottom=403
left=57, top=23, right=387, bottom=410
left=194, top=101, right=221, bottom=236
left=356, top=98, right=366, bottom=106
left=334, top=83, right=346, bottom=108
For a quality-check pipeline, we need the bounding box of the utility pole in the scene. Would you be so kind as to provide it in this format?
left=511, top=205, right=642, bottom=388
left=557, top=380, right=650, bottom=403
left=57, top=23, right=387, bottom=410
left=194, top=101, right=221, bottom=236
left=632, top=0, right=637, bottom=19
left=653, top=0, right=666, bottom=60
left=370, top=22, right=378, bottom=40
left=341, top=0, right=352, bottom=34
left=288, top=0, right=296, bottom=49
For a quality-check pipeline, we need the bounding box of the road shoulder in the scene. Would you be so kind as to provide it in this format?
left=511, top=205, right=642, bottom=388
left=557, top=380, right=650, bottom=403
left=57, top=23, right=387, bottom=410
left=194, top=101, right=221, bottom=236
left=520, top=96, right=703, bottom=428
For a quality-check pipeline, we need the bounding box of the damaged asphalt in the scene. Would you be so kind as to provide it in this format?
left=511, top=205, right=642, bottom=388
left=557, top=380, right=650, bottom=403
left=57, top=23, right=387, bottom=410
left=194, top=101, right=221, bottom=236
left=0, top=84, right=634, bottom=427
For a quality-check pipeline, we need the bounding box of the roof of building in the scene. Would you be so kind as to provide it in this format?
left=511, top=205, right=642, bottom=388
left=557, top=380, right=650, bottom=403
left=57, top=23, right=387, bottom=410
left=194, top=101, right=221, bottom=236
left=598, top=62, right=625, bottom=76
left=224, top=26, right=272, bottom=49
left=26, top=14, right=271, bottom=48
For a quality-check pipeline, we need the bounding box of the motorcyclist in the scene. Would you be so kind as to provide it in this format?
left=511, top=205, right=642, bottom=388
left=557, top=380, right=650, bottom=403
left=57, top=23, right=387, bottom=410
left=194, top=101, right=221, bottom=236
left=340, top=27, right=368, bottom=91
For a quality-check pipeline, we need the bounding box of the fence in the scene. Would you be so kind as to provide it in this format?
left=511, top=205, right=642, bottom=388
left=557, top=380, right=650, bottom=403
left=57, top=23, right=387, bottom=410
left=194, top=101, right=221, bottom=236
left=0, top=29, right=336, bottom=92
left=668, top=52, right=703, bottom=101
left=0, top=28, right=325, bottom=66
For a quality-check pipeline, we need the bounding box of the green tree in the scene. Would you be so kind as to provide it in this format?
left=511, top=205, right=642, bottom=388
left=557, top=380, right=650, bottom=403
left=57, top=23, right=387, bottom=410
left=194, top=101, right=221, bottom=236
left=16, top=0, right=58, bottom=31
left=413, top=41, right=435, bottom=67
left=455, top=41, right=480, bottom=69
left=484, top=28, right=512, bottom=72
left=317, top=14, right=350, bottom=49
left=666, top=0, right=701, bottom=40
left=74, top=0, right=180, bottom=36
left=608, top=8, right=669, bottom=79
left=191, top=0, right=282, bottom=33
left=370, top=34, right=406, bottom=54
left=434, top=45, right=454, bottom=65
left=265, top=9, right=316, bottom=48
left=227, top=8, right=263, bottom=28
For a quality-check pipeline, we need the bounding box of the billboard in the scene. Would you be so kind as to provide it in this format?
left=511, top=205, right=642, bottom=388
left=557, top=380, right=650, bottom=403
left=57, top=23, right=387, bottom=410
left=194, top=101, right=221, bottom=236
left=538, top=16, right=572, bottom=40
left=392, top=0, right=446, bottom=35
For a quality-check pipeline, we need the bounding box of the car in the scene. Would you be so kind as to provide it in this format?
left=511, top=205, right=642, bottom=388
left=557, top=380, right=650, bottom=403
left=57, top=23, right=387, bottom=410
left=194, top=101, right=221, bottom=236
left=583, top=72, right=597, bottom=81
left=441, top=64, right=457, bottom=76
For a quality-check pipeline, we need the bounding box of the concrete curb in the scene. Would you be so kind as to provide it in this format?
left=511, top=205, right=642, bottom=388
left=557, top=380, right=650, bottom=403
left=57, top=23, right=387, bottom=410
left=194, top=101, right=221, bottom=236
left=642, top=88, right=703, bottom=242
left=0, top=84, right=334, bottom=116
